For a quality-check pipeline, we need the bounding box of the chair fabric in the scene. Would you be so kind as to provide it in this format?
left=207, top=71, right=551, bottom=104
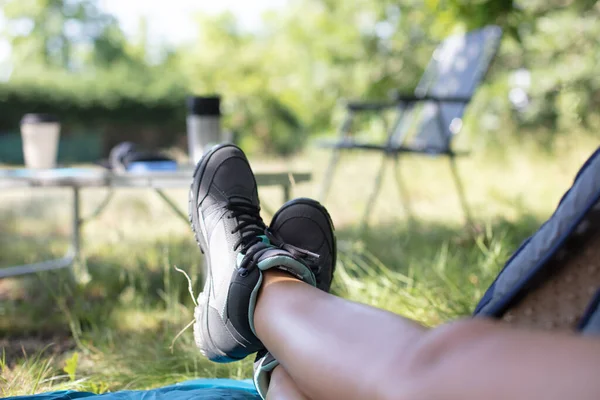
left=394, top=26, right=503, bottom=152
left=318, top=26, right=503, bottom=226
left=473, top=147, right=600, bottom=318
left=473, top=147, right=600, bottom=335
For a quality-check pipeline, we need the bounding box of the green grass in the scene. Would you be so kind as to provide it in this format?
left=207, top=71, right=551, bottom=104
left=0, top=135, right=597, bottom=396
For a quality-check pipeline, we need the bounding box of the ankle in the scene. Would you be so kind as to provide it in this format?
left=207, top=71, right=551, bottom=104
left=264, top=269, right=301, bottom=285
left=258, top=269, right=301, bottom=298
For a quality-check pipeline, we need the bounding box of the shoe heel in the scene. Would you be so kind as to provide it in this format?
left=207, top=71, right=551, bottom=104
left=194, top=293, right=238, bottom=363
left=193, top=292, right=212, bottom=359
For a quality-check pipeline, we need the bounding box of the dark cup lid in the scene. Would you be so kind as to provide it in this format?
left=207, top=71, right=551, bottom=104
left=20, top=113, right=60, bottom=125
left=187, top=96, right=221, bottom=116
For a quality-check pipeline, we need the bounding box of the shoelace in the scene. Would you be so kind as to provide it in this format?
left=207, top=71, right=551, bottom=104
left=226, top=199, right=321, bottom=278
left=227, top=199, right=266, bottom=253
left=265, top=228, right=321, bottom=274
left=226, top=199, right=272, bottom=276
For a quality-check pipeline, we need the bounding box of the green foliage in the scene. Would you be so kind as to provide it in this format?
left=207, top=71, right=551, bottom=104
left=461, top=1, right=600, bottom=151
left=63, top=352, right=78, bottom=381
left=177, top=3, right=435, bottom=153
left=1, top=0, right=599, bottom=155
left=0, top=64, right=189, bottom=154
left=0, top=0, right=129, bottom=68
left=2, top=63, right=187, bottom=122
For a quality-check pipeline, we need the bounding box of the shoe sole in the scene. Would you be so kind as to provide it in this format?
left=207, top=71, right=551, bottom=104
left=271, top=197, right=337, bottom=289
left=188, top=143, right=246, bottom=363
left=500, top=204, right=600, bottom=331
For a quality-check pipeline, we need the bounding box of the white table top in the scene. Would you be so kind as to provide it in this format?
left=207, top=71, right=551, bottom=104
left=0, top=167, right=311, bottom=189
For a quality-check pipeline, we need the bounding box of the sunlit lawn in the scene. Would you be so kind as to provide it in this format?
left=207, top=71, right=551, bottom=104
left=0, top=135, right=597, bottom=396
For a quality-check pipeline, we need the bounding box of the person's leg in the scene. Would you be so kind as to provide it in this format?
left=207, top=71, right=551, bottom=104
left=253, top=147, right=600, bottom=400
left=189, top=145, right=600, bottom=399
left=255, top=269, right=427, bottom=400
left=266, top=366, right=310, bottom=400
left=255, top=270, right=600, bottom=400
left=254, top=198, right=337, bottom=398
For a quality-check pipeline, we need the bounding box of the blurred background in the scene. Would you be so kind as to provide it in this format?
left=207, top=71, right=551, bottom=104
left=1, top=0, right=600, bottom=395
left=0, top=0, right=598, bottom=158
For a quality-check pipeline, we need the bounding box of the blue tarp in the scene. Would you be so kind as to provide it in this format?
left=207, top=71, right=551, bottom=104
left=5, top=379, right=260, bottom=400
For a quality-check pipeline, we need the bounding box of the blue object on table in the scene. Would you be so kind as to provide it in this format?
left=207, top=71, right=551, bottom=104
left=127, top=161, right=179, bottom=172
left=5, top=378, right=260, bottom=400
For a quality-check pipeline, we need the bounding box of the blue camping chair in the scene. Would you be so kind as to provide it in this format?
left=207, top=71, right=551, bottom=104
left=318, top=26, right=503, bottom=226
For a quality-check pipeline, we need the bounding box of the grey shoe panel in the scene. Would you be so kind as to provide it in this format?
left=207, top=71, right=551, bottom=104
left=207, top=218, right=238, bottom=316
left=206, top=305, right=247, bottom=358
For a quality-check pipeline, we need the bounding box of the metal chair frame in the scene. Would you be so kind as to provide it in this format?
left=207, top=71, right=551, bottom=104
left=318, top=26, right=503, bottom=227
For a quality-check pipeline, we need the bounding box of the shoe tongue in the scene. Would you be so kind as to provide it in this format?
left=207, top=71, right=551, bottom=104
left=224, top=181, right=257, bottom=203
left=229, top=194, right=255, bottom=205
left=266, top=230, right=320, bottom=265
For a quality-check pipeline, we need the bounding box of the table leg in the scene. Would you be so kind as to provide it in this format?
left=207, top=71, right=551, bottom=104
left=82, top=190, right=114, bottom=223
left=155, top=189, right=189, bottom=224
left=73, top=187, right=81, bottom=257
left=0, top=251, right=76, bottom=278
left=0, top=188, right=79, bottom=279
left=71, top=186, right=93, bottom=283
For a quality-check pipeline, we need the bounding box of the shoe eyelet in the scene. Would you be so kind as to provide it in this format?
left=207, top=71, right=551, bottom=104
left=239, top=268, right=249, bottom=278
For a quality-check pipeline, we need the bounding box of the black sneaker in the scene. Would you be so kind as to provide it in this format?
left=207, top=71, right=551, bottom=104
left=254, top=198, right=336, bottom=398
left=267, top=198, right=336, bottom=292
left=189, top=144, right=316, bottom=363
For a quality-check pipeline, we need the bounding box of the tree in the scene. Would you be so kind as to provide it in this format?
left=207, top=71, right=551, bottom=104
left=0, top=0, right=128, bottom=69
left=178, top=1, right=441, bottom=153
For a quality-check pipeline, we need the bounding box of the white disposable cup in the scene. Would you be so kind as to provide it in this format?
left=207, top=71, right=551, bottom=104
left=20, top=114, right=61, bottom=169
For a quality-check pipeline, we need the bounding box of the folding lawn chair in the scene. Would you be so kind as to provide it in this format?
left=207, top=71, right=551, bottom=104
left=318, top=25, right=503, bottom=227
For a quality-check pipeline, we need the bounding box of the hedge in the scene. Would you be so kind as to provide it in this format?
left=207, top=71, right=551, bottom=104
left=0, top=67, right=190, bottom=155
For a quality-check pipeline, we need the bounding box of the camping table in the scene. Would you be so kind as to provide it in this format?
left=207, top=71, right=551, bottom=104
left=0, top=167, right=311, bottom=278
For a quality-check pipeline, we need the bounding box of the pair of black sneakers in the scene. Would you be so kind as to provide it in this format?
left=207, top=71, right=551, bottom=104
left=188, top=144, right=336, bottom=393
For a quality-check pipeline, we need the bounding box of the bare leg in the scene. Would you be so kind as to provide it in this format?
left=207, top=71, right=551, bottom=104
left=255, top=271, right=600, bottom=400
left=255, top=270, right=426, bottom=400
left=266, top=366, right=311, bottom=400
